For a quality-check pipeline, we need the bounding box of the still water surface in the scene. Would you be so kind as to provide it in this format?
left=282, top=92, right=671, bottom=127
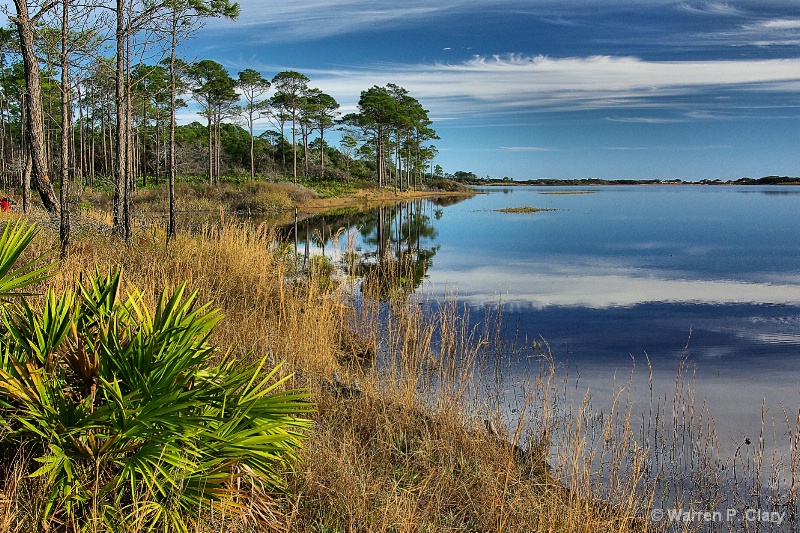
left=308, top=185, right=800, bottom=455
left=287, top=184, right=800, bottom=525
left=425, top=185, right=800, bottom=454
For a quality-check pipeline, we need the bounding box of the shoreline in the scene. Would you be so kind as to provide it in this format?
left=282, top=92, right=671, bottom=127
left=296, top=188, right=478, bottom=214
left=462, top=175, right=800, bottom=187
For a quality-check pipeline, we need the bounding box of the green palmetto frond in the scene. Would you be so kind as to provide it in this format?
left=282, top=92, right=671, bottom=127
left=4, top=288, right=76, bottom=370
left=0, top=219, right=53, bottom=298
left=0, top=258, right=314, bottom=530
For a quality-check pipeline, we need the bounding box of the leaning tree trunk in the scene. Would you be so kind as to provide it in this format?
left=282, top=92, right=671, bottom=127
left=59, top=0, right=71, bottom=258
left=12, top=0, right=59, bottom=215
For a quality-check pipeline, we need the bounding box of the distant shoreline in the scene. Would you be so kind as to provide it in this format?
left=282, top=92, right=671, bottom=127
left=460, top=175, right=800, bottom=187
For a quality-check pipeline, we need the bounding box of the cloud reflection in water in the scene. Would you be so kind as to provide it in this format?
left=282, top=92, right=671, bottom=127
left=426, top=259, right=800, bottom=310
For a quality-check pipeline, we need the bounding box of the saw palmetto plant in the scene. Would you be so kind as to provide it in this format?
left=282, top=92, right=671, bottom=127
left=0, top=220, right=314, bottom=532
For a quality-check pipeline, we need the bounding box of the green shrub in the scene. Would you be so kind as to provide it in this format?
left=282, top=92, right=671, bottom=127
left=0, top=220, right=314, bottom=531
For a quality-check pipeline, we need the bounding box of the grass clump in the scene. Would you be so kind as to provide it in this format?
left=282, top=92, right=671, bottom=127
left=83, top=180, right=320, bottom=216
left=539, top=190, right=596, bottom=195
left=494, top=206, right=556, bottom=213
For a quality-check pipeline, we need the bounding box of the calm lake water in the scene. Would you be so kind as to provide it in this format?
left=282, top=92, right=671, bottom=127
left=430, top=186, right=800, bottom=471
left=305, top=185, right=800, bottom=461
left=292, top=183, right=800, bottom=526
left=292, top=184, right=800, bottom=524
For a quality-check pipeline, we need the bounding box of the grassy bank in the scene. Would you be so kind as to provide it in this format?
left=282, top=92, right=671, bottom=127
left=0, top=211, right=655, bottom=532
left=74, top=176, right=476, bottom=225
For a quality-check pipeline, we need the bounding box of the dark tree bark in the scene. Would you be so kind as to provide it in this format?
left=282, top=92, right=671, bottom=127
left=59, top=0, right=71, bottom=258
left=168, top=21, right=177, bottom=239
left=113, top=0, right=127, bottom=236
left=11, top=0, right=60, bottom=215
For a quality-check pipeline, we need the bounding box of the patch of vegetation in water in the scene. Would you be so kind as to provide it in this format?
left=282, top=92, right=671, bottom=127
left=539, top=190, right=596, bottom=195
left=494, top=206, right=557, bottom=213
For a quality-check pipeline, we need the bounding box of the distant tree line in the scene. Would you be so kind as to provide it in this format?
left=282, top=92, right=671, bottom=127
left=448, top=174, right=800, bottom=186
left=0, top=0, right=439, bottom=248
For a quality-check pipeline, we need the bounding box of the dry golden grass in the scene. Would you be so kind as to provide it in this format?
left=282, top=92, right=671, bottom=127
left=83, top=180, right=319, bottom=217
left=0, top=211, right=661, bottom=532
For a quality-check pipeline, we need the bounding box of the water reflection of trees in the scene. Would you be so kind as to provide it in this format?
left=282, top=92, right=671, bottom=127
left=280, top=196, right=472, bottom=300
left=430, top=196, right=467, bottom=207
left=355, top=201, right=440, bottom=300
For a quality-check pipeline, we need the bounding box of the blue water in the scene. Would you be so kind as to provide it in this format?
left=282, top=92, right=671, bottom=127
left=428, top=186, right=800, bottom=309
left=426, top=187, right=800, bottom=350
left=296, top=184, right=800, bottom=524
left=299, top=186, right=800, bottom=458
left=309, top=185, right=800, bottom=456
left=425, top=187, right=800, bottom=445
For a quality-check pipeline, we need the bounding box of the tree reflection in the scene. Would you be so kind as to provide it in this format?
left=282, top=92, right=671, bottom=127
left=355, top=201, right=440, bottom=301
left=283, top=195, right=469, bottom=301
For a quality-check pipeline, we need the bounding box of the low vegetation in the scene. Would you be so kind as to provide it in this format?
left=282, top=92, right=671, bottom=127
left=0, top=221, right=313, bottom=531
left=494, top=206, right=556, bottom=213
left=128, top=180, right=317, bottom=214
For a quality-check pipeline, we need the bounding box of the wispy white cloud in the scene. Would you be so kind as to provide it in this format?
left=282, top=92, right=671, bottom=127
left=282, top=54, right=800, bottom=121
left=180, top=52, right=800, bottom=131
left=605, top=144, right=732, bottom=151
left=501, top=146, right=553, bottom=152
left=748, top=39, right=800, bottom=47
left=754, top=333, right=800, bottom=345
left=745, top=18, right=800, bottom=30
left=203, top=0, right=726, bottom=42
left=731, top=18, right=800, bottom=47
left=678, top=2, right=747, bottom=17
left=605, top=116, right=687, bottom=124
left=202, top=0, right=514, bottom=39
left=678, top=10, right=800, bottom=48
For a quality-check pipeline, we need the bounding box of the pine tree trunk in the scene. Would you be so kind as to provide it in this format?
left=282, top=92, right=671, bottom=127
left=22, top=153, right=31, bottom=213
left=249, top=110, right=254, bottom=180
left=292, top=113, right=297, bottom=183
left=215, top=118, right=221, bottom=183
left=12, top=0, right=59, bottom=215
left=303, top=127, right=308, bottom=179
left=123, top=14, right=132, bottom=239
left=155, top=117, right=160, bottom=185
left=320, top=130, right=325, bottom=180
left=0, top=88, right=6, bottom=190
left=60, top=0, right=71, bottom=258
left=77, top=82, right=84, bottom=185
left=207, top=112, right=213, bottom=185
left=113, top=0, right=126, bottom=235
left=141, top=96, right=147, bottom=187
left=168, top=15, right=177, bottom=239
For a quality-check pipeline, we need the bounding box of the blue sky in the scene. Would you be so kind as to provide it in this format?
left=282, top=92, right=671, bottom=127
left=8, top=0, right=800, bottom=180
left=183, top=0, right=800, bottom=181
